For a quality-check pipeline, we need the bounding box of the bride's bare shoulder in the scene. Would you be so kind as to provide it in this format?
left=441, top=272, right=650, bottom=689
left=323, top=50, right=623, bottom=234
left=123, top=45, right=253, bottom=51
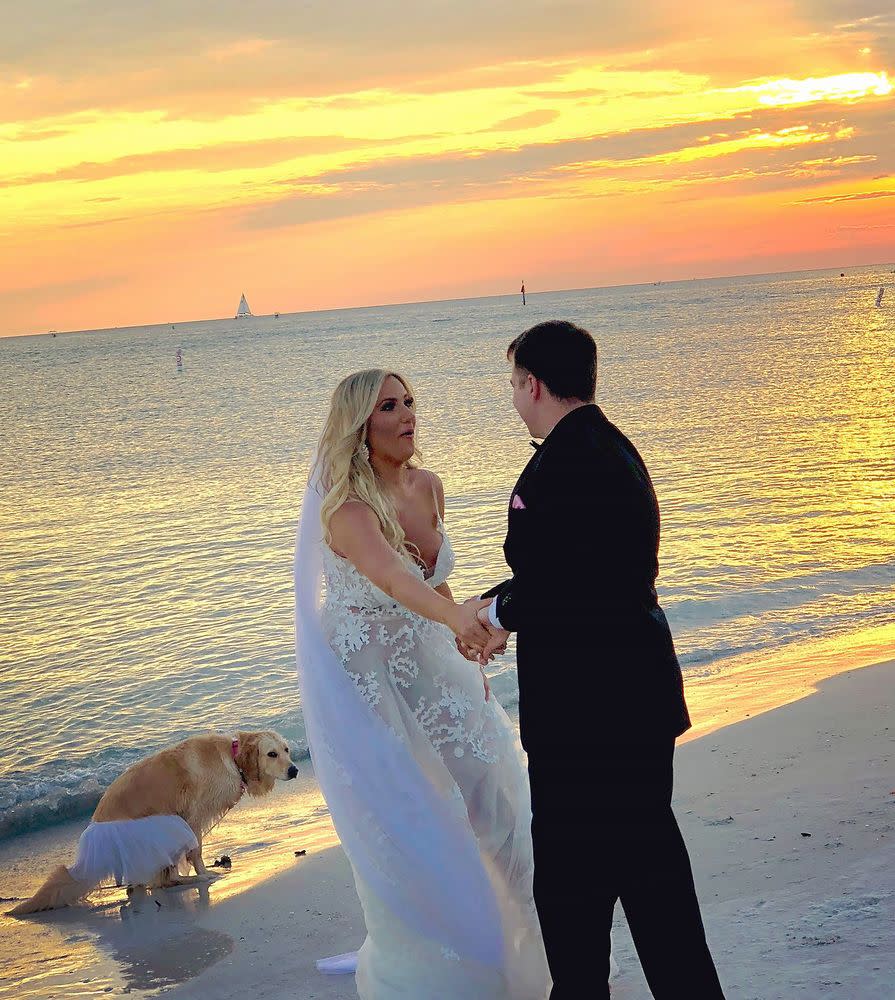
left=329, top=500, right=380, bottom=546
left=408, top=466, right=443, bottom=490
left=409, top=467, right=445, bottom=517
left=330, top=499, right=377, bottom=527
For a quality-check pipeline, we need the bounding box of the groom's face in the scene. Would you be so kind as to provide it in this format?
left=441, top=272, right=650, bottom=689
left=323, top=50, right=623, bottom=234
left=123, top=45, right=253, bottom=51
left=510, top=364, right=536, bottom=434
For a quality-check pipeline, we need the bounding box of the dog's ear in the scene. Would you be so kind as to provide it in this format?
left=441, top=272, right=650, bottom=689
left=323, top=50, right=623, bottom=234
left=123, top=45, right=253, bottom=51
left=236, top=732, right=261, bottom=786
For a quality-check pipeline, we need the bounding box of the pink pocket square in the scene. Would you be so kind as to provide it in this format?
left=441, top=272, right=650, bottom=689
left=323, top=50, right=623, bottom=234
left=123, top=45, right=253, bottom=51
left=511, top=494, right=526, bottom=510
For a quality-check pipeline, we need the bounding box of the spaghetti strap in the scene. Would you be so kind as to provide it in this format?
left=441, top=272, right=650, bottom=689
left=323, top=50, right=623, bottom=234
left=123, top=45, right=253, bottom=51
left=425, top=469, right=443, bottom=523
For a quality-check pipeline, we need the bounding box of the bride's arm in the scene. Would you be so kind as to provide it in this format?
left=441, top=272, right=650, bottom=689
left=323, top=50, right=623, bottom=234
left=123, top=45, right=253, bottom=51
left=330, top=501, right=491, bottom=649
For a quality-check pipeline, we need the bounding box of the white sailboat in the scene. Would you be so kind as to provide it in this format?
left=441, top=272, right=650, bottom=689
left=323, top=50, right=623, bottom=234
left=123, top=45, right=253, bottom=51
left=235, top=293, right=253, bottom=319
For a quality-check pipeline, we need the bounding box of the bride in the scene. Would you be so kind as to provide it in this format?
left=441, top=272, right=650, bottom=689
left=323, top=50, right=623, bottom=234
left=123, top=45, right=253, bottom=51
left=294, top=369, right=550, bottom=999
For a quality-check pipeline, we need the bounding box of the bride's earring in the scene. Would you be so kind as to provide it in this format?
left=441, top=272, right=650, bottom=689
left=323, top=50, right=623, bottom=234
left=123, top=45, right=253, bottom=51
left=361, top=442, right=370, bottom=462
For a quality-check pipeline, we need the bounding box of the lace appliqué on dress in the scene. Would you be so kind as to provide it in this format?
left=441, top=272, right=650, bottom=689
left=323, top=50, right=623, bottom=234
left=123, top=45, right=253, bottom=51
left=347, top=669, right=382, bottom=708
left=334, top=617, right=371, bottom=662
left=412, top=675, right=500, bottom=764
left=321, top=540, right=504, bottom=768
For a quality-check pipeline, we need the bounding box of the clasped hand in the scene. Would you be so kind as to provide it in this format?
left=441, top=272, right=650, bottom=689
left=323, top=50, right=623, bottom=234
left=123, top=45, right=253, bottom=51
left=451, top=597, right=510, bottom=664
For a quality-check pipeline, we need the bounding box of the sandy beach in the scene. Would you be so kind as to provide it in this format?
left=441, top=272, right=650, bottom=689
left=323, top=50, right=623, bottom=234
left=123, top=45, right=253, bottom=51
left=2, top=632, right=893, bottom=999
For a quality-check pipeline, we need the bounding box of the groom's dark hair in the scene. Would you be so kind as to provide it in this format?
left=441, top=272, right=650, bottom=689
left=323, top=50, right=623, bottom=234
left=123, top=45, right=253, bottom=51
left=507, top=320, right=597, bottom=402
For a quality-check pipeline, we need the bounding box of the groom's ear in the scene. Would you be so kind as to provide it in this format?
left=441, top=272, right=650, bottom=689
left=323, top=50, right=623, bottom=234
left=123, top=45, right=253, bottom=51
left=529, top=374, right=542, bottom=401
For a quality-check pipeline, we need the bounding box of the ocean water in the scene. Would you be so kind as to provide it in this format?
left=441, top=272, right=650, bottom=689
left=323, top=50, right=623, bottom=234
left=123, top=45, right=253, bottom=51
left=1, top=266, right=893, bottom=841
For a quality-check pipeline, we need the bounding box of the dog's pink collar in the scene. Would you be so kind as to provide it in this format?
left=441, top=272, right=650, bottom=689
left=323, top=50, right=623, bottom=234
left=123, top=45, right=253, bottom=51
left=231, top=738, right=248, bottom=795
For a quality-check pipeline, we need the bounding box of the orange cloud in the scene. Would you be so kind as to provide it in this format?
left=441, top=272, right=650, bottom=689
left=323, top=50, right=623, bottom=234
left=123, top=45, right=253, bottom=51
left=2, top=5, right=893, bottom=336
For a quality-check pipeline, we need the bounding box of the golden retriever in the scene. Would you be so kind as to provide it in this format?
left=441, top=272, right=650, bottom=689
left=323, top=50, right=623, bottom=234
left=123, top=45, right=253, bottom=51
left=9, top=730, right=296, bottom=915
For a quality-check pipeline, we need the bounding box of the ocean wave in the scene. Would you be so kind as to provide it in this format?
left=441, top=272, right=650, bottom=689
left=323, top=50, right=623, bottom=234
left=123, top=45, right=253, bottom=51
left=665, top=561, right=895, bottom=632
left=0, top=778, right=107, bottom=840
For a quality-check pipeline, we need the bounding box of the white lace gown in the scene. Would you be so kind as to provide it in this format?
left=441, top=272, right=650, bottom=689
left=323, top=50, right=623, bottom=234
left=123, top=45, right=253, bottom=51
left=316, top=517, right=550, bottom=999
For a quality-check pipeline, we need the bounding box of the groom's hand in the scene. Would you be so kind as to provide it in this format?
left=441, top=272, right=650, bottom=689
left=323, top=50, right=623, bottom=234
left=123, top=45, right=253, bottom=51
left=462, top=597, right=508, bottom=663
left=476, top=605, right=510, bottom=663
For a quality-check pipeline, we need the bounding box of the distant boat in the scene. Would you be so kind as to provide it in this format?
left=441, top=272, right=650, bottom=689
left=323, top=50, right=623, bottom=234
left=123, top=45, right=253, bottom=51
left=876, top=287, right=885, bottom=307
left=235, top=293, right=253, bottom=319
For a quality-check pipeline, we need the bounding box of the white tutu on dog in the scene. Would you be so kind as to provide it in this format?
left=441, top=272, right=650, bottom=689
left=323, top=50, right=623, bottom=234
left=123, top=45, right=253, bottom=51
left=69, top=815, right=198, bottom=887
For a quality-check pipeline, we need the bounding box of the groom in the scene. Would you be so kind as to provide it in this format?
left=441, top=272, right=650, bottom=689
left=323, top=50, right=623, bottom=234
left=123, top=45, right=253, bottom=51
left=478, top=321, right=725, bottom=999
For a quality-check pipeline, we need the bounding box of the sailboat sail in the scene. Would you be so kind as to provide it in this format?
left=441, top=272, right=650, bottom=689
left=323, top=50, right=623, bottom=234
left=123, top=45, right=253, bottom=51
left=235, top=293, right=252, bottom=319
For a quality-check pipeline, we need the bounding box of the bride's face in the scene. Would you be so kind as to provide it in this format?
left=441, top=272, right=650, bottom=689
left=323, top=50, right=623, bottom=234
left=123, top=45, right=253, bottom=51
left=366, top=375, right=416, bottom=464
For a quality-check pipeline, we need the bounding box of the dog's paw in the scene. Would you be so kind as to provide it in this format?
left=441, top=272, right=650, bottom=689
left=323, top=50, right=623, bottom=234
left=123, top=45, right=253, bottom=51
left=157, top=877, right=186, bottom=888
left=195, top=870, right=222, bottom=882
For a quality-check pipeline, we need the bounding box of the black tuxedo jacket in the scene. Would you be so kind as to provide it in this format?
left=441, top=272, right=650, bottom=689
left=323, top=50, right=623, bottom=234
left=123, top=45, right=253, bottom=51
left=485, top=405, right=691, bottom=750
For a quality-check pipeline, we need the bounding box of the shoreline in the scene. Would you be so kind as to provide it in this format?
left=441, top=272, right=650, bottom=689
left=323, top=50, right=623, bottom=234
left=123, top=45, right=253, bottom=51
left=4, top=620, right=893, bottom=851
left=680, top=619, right=895, bottom=744
left=1, top=632, right=894, bottom=998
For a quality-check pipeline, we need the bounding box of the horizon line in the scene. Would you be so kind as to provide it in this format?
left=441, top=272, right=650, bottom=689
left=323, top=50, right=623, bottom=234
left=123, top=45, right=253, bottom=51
left=4, top=259, right=893, bottom=341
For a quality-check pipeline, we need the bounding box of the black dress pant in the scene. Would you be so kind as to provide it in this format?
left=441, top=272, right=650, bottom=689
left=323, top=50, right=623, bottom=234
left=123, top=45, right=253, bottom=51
left=527, top=738, right=725, bottom=999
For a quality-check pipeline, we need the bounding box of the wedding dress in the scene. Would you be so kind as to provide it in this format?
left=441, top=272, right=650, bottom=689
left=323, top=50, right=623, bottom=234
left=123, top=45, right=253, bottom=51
left=294, top=476, right=550, bottom=999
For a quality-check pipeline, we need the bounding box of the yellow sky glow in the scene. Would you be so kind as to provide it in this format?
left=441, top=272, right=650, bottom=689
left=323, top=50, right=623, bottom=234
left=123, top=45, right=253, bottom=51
left=2, top=12, right=893, bottom=336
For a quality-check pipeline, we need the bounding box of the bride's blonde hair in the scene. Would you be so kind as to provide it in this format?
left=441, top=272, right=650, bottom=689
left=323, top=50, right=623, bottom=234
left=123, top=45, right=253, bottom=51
left=314, top=369, right=420, bottom=555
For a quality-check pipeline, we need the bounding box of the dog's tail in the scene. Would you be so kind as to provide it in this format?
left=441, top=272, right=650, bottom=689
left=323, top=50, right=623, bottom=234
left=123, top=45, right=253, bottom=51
left=7, top=865, right=94, bottom=916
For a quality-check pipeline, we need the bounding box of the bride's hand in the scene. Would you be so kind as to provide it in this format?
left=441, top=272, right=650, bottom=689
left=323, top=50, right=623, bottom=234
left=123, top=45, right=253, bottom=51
left=448, top=598, right=493, bottom=651
left=455, top=636, right=479, bottom=661
left=457, top=638, right=491, bottom=700
left=456, top=638, right=492, bottom=699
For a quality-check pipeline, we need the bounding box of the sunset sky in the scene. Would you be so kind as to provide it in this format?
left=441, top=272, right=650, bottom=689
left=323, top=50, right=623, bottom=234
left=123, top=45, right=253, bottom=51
left=2, top=1, right=893, bottom=337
